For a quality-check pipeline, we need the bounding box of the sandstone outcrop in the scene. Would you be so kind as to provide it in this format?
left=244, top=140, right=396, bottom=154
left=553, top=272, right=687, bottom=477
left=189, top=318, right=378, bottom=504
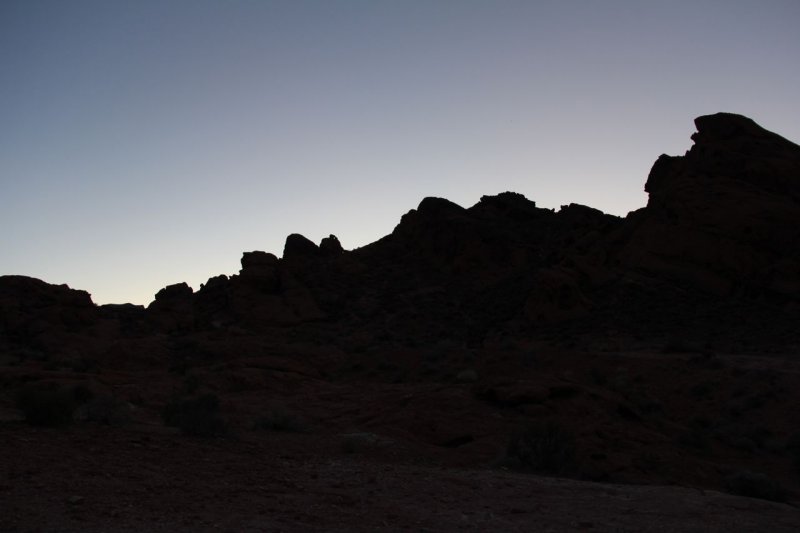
left=617, top=112, right=800, bottom=299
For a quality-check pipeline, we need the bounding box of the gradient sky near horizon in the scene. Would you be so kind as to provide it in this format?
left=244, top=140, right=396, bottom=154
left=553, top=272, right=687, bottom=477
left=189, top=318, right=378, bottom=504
left=2, top=1, right=799, bottom=305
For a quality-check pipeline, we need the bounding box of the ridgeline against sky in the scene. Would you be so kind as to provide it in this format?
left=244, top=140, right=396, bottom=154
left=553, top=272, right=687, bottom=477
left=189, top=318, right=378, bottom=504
left=2, top=0, right=799, bottom=305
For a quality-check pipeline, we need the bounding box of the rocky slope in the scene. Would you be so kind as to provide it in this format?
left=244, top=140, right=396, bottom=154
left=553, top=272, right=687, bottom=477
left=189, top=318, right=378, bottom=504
left=1, top=112, right=799, bottom=530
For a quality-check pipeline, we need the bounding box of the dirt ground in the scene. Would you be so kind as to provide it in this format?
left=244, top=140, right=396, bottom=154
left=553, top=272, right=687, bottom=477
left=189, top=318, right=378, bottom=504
left=2, top=422, right=800, bottom=533
left=4, top=343, right=800, bottom=532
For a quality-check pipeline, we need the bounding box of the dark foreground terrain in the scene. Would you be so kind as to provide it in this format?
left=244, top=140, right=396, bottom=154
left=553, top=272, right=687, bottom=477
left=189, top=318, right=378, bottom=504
left=3, top=423, right=800, bottom=532
left=2, top=112, right=800, bottom=531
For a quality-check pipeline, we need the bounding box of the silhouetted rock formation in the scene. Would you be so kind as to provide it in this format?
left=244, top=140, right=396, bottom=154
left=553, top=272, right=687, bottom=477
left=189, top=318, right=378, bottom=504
left=0, top=276, right=97, bottom=344
left=2, top=113, right=798, bottom=349
left=619, top=112, right=800, bottom=300
left=3, top=114, right=800, bottom=518
left=283, top=233, right=319, bottom=260
left=154, top=282, right=193, bottom=301
left=319, top=234, right=344, bottom=256
left=240, top=251, right=279, bottom=274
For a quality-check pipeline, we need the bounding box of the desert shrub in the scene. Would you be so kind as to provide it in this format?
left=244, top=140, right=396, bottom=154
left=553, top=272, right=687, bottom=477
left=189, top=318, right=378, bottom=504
left=783, top=432, right=800, bottom=479
left=162, top=393, right=226, bottom=437
left=16, top=385, right=75, bottom=427
left=724, top=470, right=786, bottom=502
left=744, top=394, right=767, bottom=410
left=502, top=421, right=578, bottom=475
left=69, top=357, right=97, bottom=373
left=86, top=395, right=132, bottom=426
left=72, top=384, right=95, bottom=403
left=455, top=368, right=478, bottom=384
left=183, top=372, right=200, bottom=393
left=340, top=432, right=380, bottom=454
left=677, top=428, right=711, bottom=453
left=689, top=416, right=712, bottom=430
left=690, top=381, right=714, bottom=399
left=253, top=405, right=307, bottom=432
left=661, top=339, right=696, bottom=353
left=589, top=367, right=607, bottom=386
left=714, top=423, right=777, bottom=454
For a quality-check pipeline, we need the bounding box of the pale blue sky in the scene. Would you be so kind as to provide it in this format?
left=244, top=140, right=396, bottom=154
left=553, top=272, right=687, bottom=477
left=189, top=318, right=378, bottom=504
left=2, top=0, right=799, bottom=304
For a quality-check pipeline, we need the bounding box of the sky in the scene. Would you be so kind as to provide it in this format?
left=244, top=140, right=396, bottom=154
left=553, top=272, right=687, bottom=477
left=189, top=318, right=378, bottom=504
left=2, top=0, right=799, bottom=305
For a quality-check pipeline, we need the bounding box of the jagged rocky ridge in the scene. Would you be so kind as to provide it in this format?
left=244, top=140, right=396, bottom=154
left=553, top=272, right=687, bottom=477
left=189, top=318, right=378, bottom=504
left=3, top=112, right=798, bottom=353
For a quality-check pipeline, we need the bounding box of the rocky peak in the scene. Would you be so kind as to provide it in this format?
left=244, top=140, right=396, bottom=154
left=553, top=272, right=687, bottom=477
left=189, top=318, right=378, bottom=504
left=646, top=112, right=800, bottom=199
left=283, top=233, right=319, bottom=260
left=240, top=251, right=278, bottom=273
left=473, top=192, right=540, bottom=221
left=0, top=275, right=94, bottom=308
left=319, top=234, right=343, bottom=256
left=416, top=197, right=465, bottom=216
left=691, top=112, right=777, bottom=144
left=623, top=113, right=800, bottom=298
left=478, top=191, right=533, bottom=209
left=392, top=197, right=468, bottom=241
left=153, top=282, right=193, bottom=302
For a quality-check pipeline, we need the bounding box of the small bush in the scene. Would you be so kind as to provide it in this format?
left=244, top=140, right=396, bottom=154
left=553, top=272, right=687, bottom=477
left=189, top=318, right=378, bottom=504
left=72, top=384, right=95, bottom=404
left=253, top=405, right=307, bottom=432
left=162, top=393, right=226, bottom=437
left=589, top=367, right=607, bottom=386
left=677, top=428, right=711, bottom=453
left=502, top=421, right=578, bottom=475
left=724, top=470, right=786, bottom=502
left=662, top=339, right=696, bottom=353
left=454, top=369, right=478, bottom=384
left=69, top=357, right=97, bottom=373
left=785, top=432, right=800, bottom=480
left=183, top=372, right=200, bottom=393
left=690, top=381, right=714, bottom=399
left=16, top=386, right=75, bottom=427
left=340, top=432, right=380, bottom=454
left=86, top=395, right=132, bottom=426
